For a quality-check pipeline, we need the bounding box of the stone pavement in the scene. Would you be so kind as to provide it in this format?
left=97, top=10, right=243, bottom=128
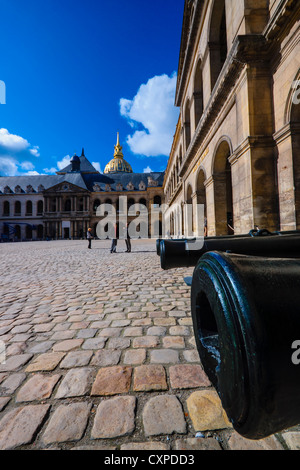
left=0, top=239, right=298, bottom=451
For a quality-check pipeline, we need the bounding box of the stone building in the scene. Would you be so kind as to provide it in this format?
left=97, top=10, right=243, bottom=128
left=0, top=135, right=164, bottom=241
left=164, top=0, right=300, bottom=237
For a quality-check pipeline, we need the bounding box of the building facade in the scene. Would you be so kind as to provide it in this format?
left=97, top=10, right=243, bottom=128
left=164, top=0, right=300, bottom=237
left=0, top=136, right=164, bottom=241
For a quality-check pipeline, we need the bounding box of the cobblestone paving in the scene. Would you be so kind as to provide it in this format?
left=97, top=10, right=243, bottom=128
left=0, top=239, right=299, bottom=450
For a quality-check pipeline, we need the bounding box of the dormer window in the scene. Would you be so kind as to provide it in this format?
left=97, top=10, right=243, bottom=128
left=93, top=184, right=101, bottom=192
left=26, top=185, right=34, bottom=193
left=147, top=176, right=158, bottom=187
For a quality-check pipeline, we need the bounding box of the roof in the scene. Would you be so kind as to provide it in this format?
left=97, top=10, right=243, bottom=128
left=0, top=171, right=164, bottom=194
left=0, top=146, right=164, bottom=194
left=83, top=171, right=164, bottom=192
left=57, top=154, right=99, bottom=175
left=0, top=173, right=89, bottom=194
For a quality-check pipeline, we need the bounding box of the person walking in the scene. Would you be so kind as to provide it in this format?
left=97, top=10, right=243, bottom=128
left=87, top=227, right=93, bottom=249
left=110, top=223, right=118, bottom=253
left=125, top=223, right=131, bottom=252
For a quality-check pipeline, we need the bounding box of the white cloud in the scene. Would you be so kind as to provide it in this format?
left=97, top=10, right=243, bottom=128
left=0, top=128, right=31, bottom=153
left=92, top=161, right=101, bottom=173
left=20, top=161, right=35, bottom=171
left=30, top=146, right=40, bottom=157
left=0, top=129, right=41, bottom=176
left=26, top=170, right=40, bottom=175
left=143, top=166, right=153, bottom=173
left=0, top=156, right=19, bottom=176
left=120, top=73, right=179, bottom=157
left=43, top=167, right=57, bottom=174
left=57, top=155, right=71, bottom=170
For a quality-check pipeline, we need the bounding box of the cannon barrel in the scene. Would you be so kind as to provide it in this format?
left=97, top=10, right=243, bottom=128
left=191, top=251, right=300, bottom=439
left=160, top=232, right=300, bottom=270
left=155, top=229, right=276, bottom=256
left=156, top=238, right=196, bottom=255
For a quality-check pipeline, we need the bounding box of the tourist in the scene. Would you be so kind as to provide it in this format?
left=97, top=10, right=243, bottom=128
left=125, top=223, right=131, bottom=253
left=87, top=227, right=93, bottom=249
left=110, top=223, right=118, bottom=253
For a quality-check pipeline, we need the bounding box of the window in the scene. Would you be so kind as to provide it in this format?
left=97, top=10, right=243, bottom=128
left=153, top=195, right=161, bottom=208
left=3, top=201, right=10, bottom=216
left=194, top=60, right=204, bottom=127
left=37, top=200, right=43, bottom=215
left=15, top=201, right=21, bottom=215
left=26, top=201, right=33, bottom=215
left=93, top=199, right=101, bottom=212
left=209, top=0, right=228, bottom=91
left=184, top=100, right=191, bottom=151
left=65, top=199, right=72, bottom=212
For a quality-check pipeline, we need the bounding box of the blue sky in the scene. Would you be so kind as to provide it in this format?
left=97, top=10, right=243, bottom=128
left=0, top=0, right=184, bottom=177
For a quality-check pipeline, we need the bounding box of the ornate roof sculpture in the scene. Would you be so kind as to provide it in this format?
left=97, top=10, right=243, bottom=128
left=104, top=133, right=133, bottom=174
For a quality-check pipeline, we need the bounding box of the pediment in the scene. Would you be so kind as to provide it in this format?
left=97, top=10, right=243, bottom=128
left=44, top=182, right=87, bottom=193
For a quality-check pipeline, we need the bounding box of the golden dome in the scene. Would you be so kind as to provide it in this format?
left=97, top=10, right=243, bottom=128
left=104, top=133, right=133, bottom=174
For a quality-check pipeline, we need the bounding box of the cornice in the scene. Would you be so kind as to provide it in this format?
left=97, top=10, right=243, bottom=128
left=175, top=0, right=206, bottom=107
left=264, top=0, right=300, bottom=42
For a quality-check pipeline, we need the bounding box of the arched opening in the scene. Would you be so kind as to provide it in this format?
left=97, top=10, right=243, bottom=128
left=170, top=213, right=175, bottom=237
left=3, top=201, right=10, bottom=216
left=51, top=198, right=56, bottom=212
left=3, top=224, right=9, bottom=237
left=127, top=198, right=135, bottom=210
left=93, top=199, right=100, bottom=212
left=15, top=201, right=21, bottom=215
left=25, top=225, right=32, bottom=240
left=213, top=140, right=234, bottom=235
left=186, top=184, right=194, bottom=236
left=64, top=199, right=71, bottom=212
left=184, top=100, right=191, bottom=151
left=196, top=169, right=207, bottom=234
left=139, top=198, right=147, bottom=208
left=37, top=200, right=43, bottom=215
left=209, top=0, right=228, bottom=92
left=194, top=60, right=204, bottom=128
left=291, top=94, right=300, bottom=227
left=37, top=224, right=44, bottom=239
left=26, top=201, right=32, bottom=216
left=179, top=146, right=183, bottom=167
left=153, top=195, right=161, bottom=207
left=78, top=198, right=84, bottom=211
left=15, top=225, right=21, bottom=240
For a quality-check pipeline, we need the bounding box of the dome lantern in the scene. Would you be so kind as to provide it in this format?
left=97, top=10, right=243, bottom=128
left=104, top=133, right=133, bottom=174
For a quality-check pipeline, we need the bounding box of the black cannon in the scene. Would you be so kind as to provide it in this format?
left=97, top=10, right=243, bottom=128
left=160, top=231, right=300, bottom=270
left=155, top=229, right=276, bottom=256
left=191, top=251, right=300, bottom=439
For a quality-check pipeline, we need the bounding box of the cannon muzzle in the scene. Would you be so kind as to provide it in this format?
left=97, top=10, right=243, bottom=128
left=191, top=251, right=300, bottom=439
left=160, top=232, right=300, bottom=270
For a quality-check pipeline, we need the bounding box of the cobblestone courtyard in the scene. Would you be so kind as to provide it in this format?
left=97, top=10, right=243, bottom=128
left=0, top=239, right=298, bottom=450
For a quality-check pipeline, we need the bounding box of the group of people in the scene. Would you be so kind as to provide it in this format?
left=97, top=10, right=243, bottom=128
left=87, top=224, right=131, bottom=253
